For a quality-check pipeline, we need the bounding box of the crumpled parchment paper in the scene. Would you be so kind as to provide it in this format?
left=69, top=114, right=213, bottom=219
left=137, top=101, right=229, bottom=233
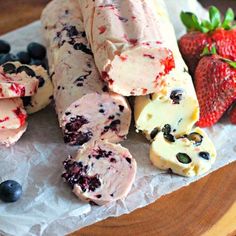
left=0, top=1, right=235, bottom=235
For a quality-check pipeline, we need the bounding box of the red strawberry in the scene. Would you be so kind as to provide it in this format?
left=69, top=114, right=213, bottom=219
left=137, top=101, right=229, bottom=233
left=179, top=7, right=236, bottom=75
left=229, top=104, right=236, bottom=124
left=195, top=55, right=236, bottom=127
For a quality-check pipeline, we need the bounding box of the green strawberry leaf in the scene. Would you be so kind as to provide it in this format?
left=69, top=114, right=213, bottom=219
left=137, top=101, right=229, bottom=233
left=180, top=11, right=202, bottom=31
left=201, top=20, right=213, bottom=32
left=201, top=45, right=217, bottom=56
left=211, top=46, right=217, bottom=54
left=209, top=6, right=221, bottom=29
left=201, top=46, right=211, bottom=56
left=228, top=61, right=236, bottom=68
left=222, top=8, right=234, bottom=29
left=223, top=58, right=236, bottom=68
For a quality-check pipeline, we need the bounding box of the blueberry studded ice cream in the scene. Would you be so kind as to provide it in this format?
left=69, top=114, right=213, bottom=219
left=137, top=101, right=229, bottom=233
left=150, top=127, right=216, bottom=177
left=41, top=0, right=131, bottom=146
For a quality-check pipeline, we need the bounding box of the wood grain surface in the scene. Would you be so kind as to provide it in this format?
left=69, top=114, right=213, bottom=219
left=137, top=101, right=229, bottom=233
left=0, top=1, right=235, bottom=236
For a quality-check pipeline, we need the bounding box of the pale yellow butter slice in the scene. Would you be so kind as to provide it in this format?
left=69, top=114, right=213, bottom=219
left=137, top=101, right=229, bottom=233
left=150, top=127, right=217, bottom=177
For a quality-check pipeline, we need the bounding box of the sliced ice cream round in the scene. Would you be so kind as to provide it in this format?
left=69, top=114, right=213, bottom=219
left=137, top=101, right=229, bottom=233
left=62, top=140, right=137, bottom=205
left=0, top=123, right=27, bottom=147
left=61, top=92, right=131, bottom=146
left=0, top=98, right=27, bottom=130
left=134, top=70, right=199, bottom=140
left=0, top=63, right=39, bottom=98
left=150, top=127, right=217, bottom=177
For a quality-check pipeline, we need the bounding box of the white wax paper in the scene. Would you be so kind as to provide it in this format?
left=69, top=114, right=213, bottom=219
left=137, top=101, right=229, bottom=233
left=0, top=1, right=235, bottom=235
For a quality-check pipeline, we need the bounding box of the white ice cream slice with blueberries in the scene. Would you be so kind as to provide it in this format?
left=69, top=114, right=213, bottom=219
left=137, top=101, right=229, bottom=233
left=150, top=126, right=217, bottom=177
left=135, top=70, right=199, bottom=140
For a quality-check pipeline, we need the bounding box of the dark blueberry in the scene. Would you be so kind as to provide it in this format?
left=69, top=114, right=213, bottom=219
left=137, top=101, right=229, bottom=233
left=22, top=96, right=32, bottom=107
left=88, top=176, right=101, bottom=192
left=16, top=66, right=36, bottom=77
left=162, top=124, right=171, bottom=134
left=2, top=63, right=16, bottom=74
left=125, top=157, right=132, bottom=164
left=187, top=132, right=203, bottom=146
left=66, top=26, right=79, bottom=38
left=164, top=133, right=175, bottom=143
left=30, top=59, right=48, bottom=70
left=65, top=116, right=89, bottom=132
left=65, top=112, right=71, bottom=116
left=176, top=153, right=192, bottom=164
left=0, top=180, right=22, bottom=203
left=96, top=194, right=102, bottom=198
left=16, top=51, right=31, bottom=64
left=0, top=40, right=10, bottom=54
left=199, top=152, right=210, bottom=160
left=0, top=53, right=18, bottom=64
left=150, top=127, right=159, bottom=140
left=108, top=115, right=115, bottom=120
left=27, top=42, right=46, bottom=60
left=118, top=105, right=124, bottom=112
left=102, top=85, right=109, bottom=92
left=110, top=119, right=121, bottom=130
left=36, top=76, right=45, bottom=88
left=110, top=158, right=116, bottom=163
left=149, top=94, right=153, bottom=100
left=92, top=148, right=112, bottom=160
left=170, top=90, right=183, bottom=104
left=99, top=109, right=105, bottom=113
left=73, top=43, right=93, bottom=55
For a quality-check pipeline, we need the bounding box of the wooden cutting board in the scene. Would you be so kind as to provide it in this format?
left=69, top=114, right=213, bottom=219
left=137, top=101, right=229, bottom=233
left=0, top=1, right=235, bottom=236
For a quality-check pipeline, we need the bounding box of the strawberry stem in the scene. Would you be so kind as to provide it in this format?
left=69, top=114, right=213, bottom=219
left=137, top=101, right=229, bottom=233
left=180, top=6, right=235, bottom=32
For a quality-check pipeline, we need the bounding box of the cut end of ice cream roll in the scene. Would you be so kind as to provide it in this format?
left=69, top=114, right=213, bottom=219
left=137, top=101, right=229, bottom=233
left=101, top=43, right=175, bottom=96
left=60, top=92, right=131, bottom=146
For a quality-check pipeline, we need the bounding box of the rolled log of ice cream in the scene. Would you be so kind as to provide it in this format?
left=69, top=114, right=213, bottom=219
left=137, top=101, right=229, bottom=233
left=41, top=0, right=131, bottom=146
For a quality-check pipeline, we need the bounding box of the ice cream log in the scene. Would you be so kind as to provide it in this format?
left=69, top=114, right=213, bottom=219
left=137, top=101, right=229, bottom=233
left=78, top=0, right=178, bottom=96
left=41, top=0, right=131, bottom=146
left=135, top=70, right=199, bottom=140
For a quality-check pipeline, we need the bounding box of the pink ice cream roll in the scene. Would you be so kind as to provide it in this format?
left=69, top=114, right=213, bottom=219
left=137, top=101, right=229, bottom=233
left=41, top=0, right=131, bottom=146
left=78, top=0, right=175, bottom=96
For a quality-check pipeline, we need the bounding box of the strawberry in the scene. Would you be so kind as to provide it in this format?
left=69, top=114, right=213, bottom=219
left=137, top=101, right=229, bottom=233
left=179, top=7, right=236, bottom=75
left=195, top=54, right=236, bottom=127
left=229, top=104, right=236, bottom=124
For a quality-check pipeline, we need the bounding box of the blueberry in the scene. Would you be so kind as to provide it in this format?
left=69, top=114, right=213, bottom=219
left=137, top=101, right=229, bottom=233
left=30, top=59, right=48, bottom=70
left=16, top=51, right=31, bottom=64
left=187, top=132, right=203, bottom=146
left=36, top=76, right=45, bottom=88
left=2, top=63, right=16, bottom=74
left=199, top=152, right=210, bottom=160
left=0, top=53, right=18, bottom=64
left=0, top=180, right=22, bottom=203
left=176, top=153, right=192, bottom=164
left=0, top=40, right=11, bottom=54
left=22, top=96, right=32, bottom=107
left=16, top=65, right=36, bottom=77
left=27, top=42, right=46, bottom=60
